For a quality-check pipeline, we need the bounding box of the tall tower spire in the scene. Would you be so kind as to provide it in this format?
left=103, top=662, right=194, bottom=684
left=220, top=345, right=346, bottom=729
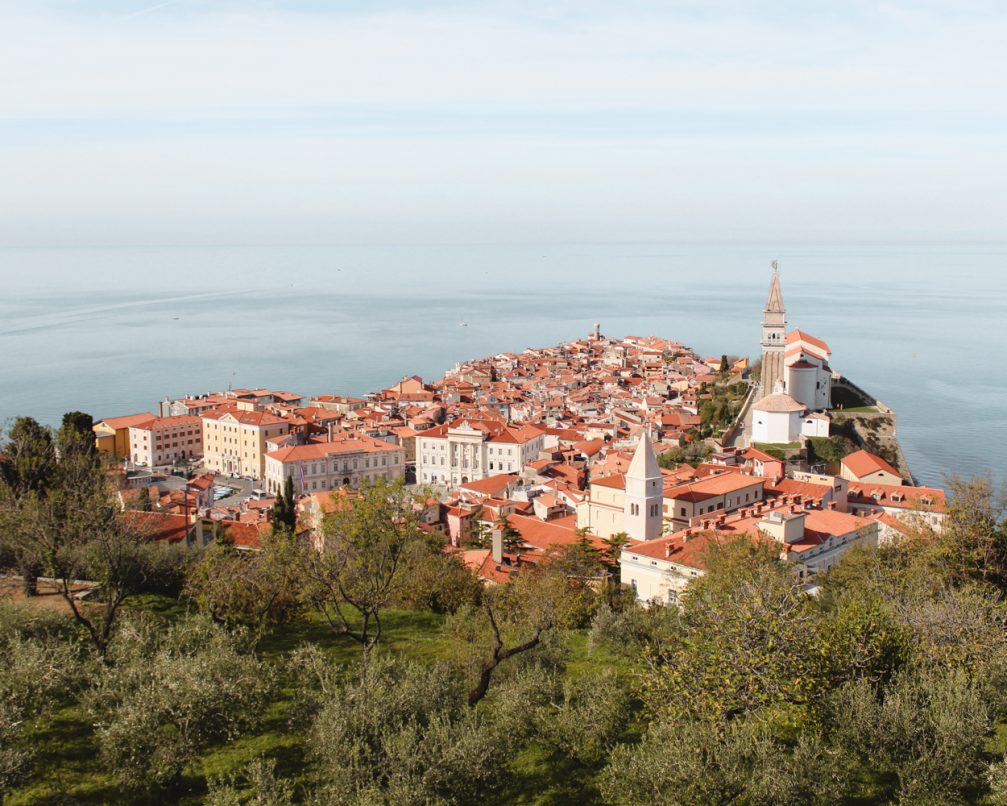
left=760, top=263, right=787, bottom=397
left=623, top=434, right=663, bottom=541
left=766, top=265, right=785, bottom=313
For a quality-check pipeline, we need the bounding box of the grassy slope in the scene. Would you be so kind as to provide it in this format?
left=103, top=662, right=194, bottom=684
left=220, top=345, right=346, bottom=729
left=7, top=597, right=635, bottom=805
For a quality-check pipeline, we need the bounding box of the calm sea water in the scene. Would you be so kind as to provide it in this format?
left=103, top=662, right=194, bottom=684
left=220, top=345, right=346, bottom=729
left=1, top=242, right=1005, bottom=489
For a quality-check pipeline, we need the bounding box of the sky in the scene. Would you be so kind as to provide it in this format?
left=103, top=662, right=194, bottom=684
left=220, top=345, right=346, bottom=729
left=1, top=0, right=1006, bottom=246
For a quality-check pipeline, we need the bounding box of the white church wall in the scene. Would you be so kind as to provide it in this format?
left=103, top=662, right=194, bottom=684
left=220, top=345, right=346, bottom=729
left=753, top=410, right=799, bottom=444
left=787, top=366, right=818, bottom=410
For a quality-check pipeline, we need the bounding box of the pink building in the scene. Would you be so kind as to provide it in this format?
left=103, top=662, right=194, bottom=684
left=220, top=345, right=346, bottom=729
left=128, top=415, right=204, bottom=468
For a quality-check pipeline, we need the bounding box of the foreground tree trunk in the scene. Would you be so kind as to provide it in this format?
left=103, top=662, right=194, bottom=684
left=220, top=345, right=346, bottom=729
left=20, top=561, right=40, bottom=596
left=467, top=607, right=541, bottom=707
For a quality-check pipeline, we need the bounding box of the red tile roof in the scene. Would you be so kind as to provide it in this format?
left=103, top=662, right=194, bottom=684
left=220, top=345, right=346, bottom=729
left=842, top=449, right=901, bottom=480
left=124, top=511, right=190, bottom=543
left=96, top=412, right=158, bottom=430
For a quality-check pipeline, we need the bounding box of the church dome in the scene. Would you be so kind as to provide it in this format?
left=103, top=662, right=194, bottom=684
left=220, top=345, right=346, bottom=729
left=753, top=393, right=805, bottom=413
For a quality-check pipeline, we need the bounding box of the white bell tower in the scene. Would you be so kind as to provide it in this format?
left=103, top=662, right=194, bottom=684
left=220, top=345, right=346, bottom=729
left=623, top=434, right=663, bottom=541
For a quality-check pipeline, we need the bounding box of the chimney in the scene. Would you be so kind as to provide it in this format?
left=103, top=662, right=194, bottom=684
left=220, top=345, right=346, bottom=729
left=665, top=543, right=673, bottom=557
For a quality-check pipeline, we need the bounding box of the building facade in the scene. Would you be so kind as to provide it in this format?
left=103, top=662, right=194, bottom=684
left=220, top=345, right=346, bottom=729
left=127, top=415, right=203, bottom=467
left=93, top=412, right=158, bottom=457
left=200, top=408, right=291, bottom=479
left=620, top=505, right=879, bottom=605
left=263, top=434, right=405, bottom=495
left=415, top=420, right=545, bottom=487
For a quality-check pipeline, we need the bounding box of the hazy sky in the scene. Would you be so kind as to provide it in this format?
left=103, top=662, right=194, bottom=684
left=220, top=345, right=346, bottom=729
left=2, top=0, right=1006, bottom=246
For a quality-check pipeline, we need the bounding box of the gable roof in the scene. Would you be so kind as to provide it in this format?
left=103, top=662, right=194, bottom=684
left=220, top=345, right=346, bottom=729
left=842, top=449, right=901, bottom=480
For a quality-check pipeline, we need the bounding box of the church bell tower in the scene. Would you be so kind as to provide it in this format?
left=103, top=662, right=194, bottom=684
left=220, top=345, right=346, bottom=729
left=623, top=434, right=663, bottom=541
left=760, top=263, right=787, bottom=396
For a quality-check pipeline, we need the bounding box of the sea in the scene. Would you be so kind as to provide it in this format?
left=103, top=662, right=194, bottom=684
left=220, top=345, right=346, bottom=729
left=1, top=241, right=1005, bottom=490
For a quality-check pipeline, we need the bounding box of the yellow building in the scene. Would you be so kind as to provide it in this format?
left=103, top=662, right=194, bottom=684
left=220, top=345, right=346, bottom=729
left=577, top=443, right=766, bottom=539
left=200, top=408, right=291, bottom=479
left=93, top=412, right=157, bottom=457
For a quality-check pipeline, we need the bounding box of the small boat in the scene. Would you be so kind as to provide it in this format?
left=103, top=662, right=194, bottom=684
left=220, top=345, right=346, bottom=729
left=459, top=321, right=468, bottom=327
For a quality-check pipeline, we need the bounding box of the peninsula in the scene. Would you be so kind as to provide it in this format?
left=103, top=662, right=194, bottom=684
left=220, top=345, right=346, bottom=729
left=88, top=269, right=945, bottom=601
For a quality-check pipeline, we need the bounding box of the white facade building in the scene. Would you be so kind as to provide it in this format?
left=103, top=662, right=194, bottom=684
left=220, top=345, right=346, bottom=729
left=752, top=393, right=805, bottom=444
left=620, top=505, right=879, bottom=605
left=752, top=393, right=830, bottom=444
left=263, top=433, right=405, bottom=495
left=415, top=420, right=545, bottom=488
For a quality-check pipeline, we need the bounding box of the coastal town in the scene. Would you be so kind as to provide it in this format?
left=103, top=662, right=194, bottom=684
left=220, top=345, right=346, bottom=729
left=6, top=1, right=1002, bottom=800
left=89, top=269, right=948, bottom=604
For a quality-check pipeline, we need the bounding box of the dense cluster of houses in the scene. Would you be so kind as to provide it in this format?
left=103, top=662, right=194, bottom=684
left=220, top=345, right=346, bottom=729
left=95, top=273, right=948, bottom=602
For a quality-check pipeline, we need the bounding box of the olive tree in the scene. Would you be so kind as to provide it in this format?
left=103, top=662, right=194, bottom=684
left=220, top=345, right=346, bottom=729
left=85, top=615, right=271, bottom=790
left=600, top=715, right=843, bottom=806
left=534, top=670, right=634, bottom=766
left=304, top=479, right=430, bottom=646
left=291, top=648, right=522, bottom=805
left=184, top=527, right=305, bottom=635
left=830, top=667, right=992, bottom=804
left=205, top=757, right=296, bottom=806
left=1, top=416, right=150, bottom=654
left=641, top=537, right=827, bottom=721
left=0, top=604, right=85, bottom=794
left=447, top=558, right=598, bottom=707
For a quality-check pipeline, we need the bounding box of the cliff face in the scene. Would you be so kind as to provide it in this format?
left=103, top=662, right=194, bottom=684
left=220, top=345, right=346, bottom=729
left=830, top=377, right=915, bottom=485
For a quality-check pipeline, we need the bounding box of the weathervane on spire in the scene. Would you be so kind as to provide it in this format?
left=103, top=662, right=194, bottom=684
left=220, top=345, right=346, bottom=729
left=771, top=259, right=779, bottom=273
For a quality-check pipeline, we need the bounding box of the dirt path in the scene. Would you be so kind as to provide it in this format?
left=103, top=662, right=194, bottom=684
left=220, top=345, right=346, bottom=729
left=0, top=577, right=100, bottom=614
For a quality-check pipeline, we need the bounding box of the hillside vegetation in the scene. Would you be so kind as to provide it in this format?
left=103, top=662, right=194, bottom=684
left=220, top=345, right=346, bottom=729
left=3, top=417, right=1007, bottom=804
